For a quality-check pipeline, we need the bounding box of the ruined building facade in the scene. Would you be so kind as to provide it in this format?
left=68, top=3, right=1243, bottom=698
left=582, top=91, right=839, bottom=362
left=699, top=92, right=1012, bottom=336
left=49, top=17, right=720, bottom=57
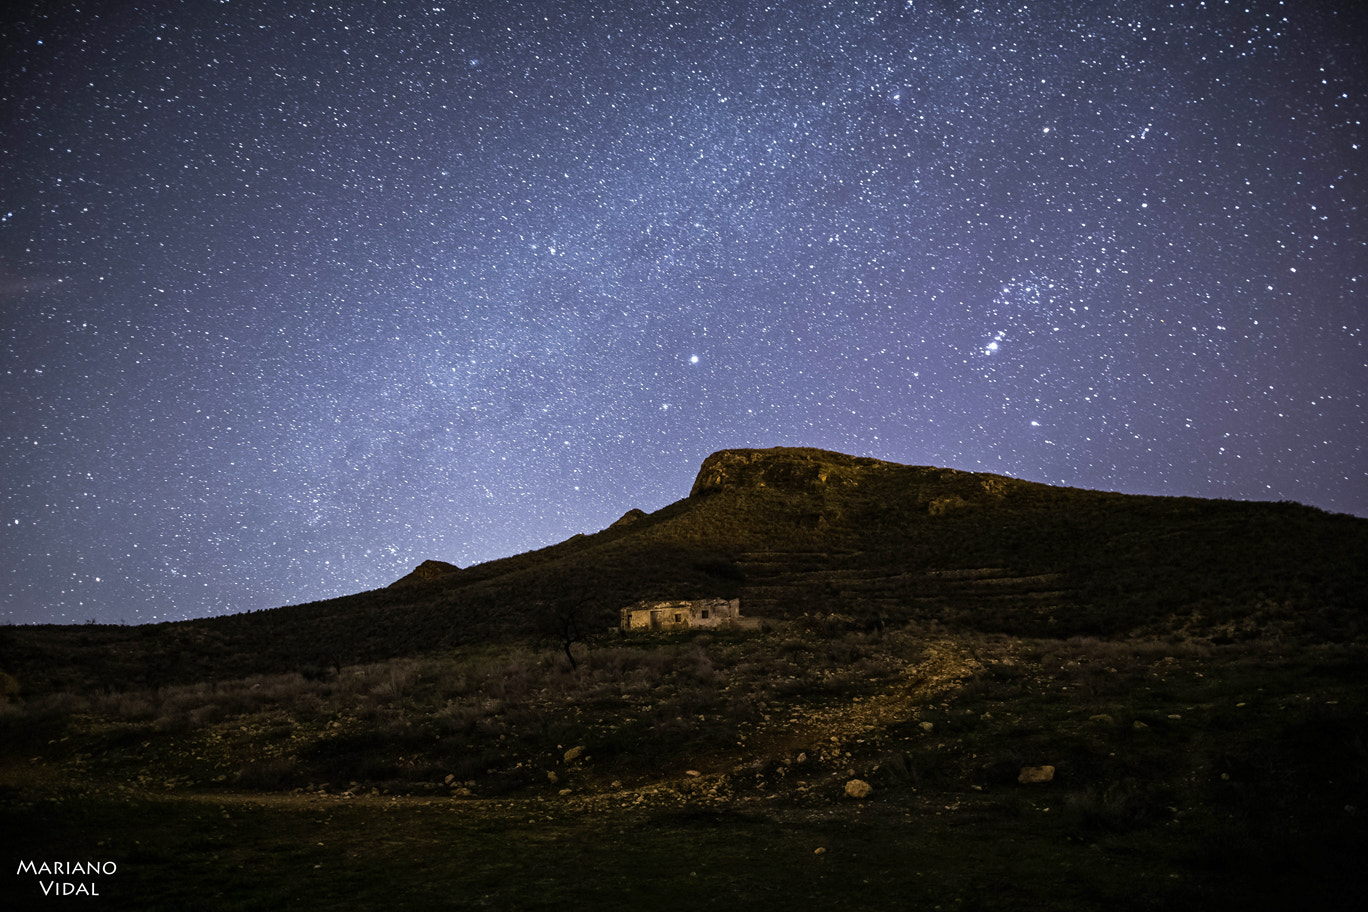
left=619, top=598, right=748, bottom=633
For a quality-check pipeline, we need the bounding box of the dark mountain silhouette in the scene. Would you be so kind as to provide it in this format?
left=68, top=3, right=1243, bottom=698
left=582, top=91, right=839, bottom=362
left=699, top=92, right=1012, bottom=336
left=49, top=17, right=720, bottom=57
left=389, top=559, right=462, bottom=587
left=3, top=447, right=1365, bottom=693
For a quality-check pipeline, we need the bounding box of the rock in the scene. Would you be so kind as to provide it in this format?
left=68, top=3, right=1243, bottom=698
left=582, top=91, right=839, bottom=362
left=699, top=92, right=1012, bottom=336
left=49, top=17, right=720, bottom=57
left=689, top=447, right=892, bottom=497
left=920, top=721, right=935, bottom=733
left=1018, top=765, right=1055, bottom=784
left=1089, top=714, right=1114, bottom=725
left=845, top=779, right=874, bottom=799
left=609, top=508, right=647, bottom=528
left=546, top=771, right=559, bottom=784
left=388, top=559, right=461, bottom=587
left=563, top=745, right=585, bottom=763
left=928, top=495, right=969, bottom=515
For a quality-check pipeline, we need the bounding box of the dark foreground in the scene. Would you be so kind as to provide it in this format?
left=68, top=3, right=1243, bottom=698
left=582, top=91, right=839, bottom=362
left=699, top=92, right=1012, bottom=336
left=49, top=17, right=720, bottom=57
left=3, top=628, right=1366, bottom=911
left=3, top=781, right=1364, bottom=911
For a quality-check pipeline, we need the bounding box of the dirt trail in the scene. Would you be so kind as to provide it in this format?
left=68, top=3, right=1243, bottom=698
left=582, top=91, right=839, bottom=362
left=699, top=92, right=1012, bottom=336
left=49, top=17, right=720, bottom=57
left=743, top=638, right=984, bottom=758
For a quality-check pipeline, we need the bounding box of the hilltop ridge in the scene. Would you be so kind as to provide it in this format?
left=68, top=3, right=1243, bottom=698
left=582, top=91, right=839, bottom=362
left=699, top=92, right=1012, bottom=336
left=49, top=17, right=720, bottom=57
left=2, top=447, right=1365, bottom=694
left=689, top=446, right=902, bottom=496
left=389, top=559, right=461, bottom=587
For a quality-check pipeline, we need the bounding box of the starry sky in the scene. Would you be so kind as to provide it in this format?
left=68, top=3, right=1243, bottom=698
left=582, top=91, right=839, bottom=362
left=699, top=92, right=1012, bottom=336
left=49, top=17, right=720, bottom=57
left=2, top=1, right=1364, bottom=625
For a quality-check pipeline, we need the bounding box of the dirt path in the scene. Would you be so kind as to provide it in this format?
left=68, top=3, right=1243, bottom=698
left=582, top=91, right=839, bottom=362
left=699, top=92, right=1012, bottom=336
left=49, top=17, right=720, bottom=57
left=750, top=638, right=981, bottom=744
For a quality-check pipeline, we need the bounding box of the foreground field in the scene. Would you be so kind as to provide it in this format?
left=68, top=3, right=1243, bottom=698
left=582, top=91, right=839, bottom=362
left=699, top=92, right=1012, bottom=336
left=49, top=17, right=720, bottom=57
left=3, top=626, right=1366, bottom=910
left=9, top=784, right=1358, bottom=912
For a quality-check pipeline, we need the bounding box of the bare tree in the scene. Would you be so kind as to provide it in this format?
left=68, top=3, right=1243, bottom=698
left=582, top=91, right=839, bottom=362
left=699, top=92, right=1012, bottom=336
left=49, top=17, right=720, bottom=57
left=555, top=604, right=583, bottom=670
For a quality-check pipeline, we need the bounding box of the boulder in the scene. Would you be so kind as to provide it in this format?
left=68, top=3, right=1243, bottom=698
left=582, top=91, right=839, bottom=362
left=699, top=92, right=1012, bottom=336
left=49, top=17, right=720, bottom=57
left=388, top=559, right=461, bottom=587
left=1018, top=765, right=1055, bottom=784
left=845, top=779, right=874, bottom=799
left=609, top=508, right=647, bottom=529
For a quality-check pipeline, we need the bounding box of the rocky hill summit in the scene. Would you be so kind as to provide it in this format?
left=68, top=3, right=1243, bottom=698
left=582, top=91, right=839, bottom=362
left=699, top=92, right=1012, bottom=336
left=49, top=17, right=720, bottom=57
left=3, top=446, right=1365, bottom=694
left=689, top=447, right=899, bottom=497
left=389, top=559, right=461, bottom=587
left=687, top=446, right=1018, bottom=516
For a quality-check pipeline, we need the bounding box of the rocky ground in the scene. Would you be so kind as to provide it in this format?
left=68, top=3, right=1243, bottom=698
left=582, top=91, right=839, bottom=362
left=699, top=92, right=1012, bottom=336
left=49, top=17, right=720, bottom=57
left=3, top=628, right=1366, bottom=910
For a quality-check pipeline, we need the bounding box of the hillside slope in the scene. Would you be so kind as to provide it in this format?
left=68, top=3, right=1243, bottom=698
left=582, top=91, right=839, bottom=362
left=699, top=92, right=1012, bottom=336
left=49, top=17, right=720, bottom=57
left=3, top=447, right=1365, bottom=692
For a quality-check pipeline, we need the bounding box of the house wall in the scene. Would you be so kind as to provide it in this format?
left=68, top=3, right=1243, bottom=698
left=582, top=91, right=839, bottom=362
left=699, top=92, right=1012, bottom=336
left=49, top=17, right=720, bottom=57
left=620, top=598, right=742, bottom=632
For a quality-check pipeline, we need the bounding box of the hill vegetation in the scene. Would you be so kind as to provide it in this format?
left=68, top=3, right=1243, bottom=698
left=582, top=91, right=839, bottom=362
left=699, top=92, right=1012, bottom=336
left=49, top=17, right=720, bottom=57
left=1, top=448, right=1365, bottom=910
left=2, top=447, right=1363, bottom=692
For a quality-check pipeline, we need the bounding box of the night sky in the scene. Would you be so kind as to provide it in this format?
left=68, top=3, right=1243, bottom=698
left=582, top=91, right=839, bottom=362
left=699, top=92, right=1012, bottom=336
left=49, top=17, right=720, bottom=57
left=2, top=1, right=1364, bottom=625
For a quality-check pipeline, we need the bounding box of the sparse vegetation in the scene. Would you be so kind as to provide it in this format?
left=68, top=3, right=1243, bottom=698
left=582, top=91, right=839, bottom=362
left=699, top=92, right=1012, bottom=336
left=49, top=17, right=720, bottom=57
left=3, top=623, right=1366, bottom=909
left=2, top=449, right=1365, bottom=909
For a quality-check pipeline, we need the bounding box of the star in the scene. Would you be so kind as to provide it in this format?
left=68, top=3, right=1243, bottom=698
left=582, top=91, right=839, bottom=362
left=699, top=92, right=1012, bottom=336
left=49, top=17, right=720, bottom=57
left=0, top=0, right=1362, bottom=623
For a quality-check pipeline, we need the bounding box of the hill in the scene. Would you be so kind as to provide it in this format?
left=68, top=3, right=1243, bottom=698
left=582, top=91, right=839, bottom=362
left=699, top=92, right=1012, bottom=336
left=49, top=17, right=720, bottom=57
left=2, top=446, right=1365, bottom=693
left=2, top=447, right=1366, bottom=910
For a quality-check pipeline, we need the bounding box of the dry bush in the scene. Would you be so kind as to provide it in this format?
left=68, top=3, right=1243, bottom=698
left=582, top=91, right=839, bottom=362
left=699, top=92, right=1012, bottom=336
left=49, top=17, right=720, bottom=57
left=26, top=691, right=91, bottom=717
left=1061, top=780, right=1173, bottom=833
left=433, top=701, right=483, bottom=735
left=0, top=671, right=19, bottom=710
left=94, top=690, right=157, bottom=721
left=234, top=757, right=299, bottom=790
left=686, top=649, right=716, bottom=684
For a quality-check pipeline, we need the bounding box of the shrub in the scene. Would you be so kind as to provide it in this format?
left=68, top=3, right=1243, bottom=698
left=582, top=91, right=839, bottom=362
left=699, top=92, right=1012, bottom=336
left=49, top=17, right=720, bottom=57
left=1061, top=780, right=1172, bottom=833
left=234, top=757, right=299, bottom=790
left=0, top=670, right=19, bottom=710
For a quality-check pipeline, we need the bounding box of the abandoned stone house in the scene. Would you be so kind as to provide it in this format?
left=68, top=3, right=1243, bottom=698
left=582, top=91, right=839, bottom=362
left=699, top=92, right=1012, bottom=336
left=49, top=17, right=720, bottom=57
left=619, top=598, right=747, bottom=633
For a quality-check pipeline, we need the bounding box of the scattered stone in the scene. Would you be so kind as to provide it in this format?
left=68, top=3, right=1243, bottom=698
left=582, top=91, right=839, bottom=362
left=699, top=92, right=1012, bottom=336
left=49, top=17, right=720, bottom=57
left=563, top=746, right=585, bottom=763
left=686, top=769, right=701, bottom=777
left=1133, top=720, right=1149, bottom=730
left=813, top=847, right=826, bottom=855
left=1018, top=765, right=1055, bottom=784
left=845, top=779, right=873, bottom=799
left=920, top=721, right=934, bottom=733
left=547, top=771, right=559, bottom=784
left=1089, top=713, right=1114, bottom=724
